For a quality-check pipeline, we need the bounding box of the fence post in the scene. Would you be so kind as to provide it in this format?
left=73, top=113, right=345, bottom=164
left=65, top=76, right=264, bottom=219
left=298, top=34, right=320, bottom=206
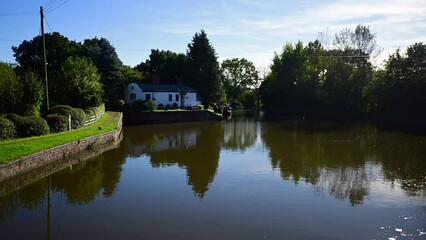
left=68, top=114, right=72, bottom=130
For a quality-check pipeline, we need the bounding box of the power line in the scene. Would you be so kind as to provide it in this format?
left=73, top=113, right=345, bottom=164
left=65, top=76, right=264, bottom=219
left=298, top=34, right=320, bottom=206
left=44, top=0, right=60, bottom=8
left=46, top=0, right=70, bottom=14
left=43, top=16, right=54, bottom=33
left=45, top=0, right=66, bottom=11
left=0, top=11, right=38, bottom=17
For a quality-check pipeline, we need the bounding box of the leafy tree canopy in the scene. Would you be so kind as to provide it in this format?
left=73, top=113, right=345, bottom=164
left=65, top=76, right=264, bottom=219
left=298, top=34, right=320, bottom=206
left=221, top=58, right=259, bottom=103
left=135, top=49, right=187, bottom=85
left=185, top=30, right=223, bottom=108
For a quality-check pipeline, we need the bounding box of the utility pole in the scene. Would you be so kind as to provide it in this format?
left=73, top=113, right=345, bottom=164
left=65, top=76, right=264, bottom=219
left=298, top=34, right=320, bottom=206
left=40, top=6, right=49, bottom=110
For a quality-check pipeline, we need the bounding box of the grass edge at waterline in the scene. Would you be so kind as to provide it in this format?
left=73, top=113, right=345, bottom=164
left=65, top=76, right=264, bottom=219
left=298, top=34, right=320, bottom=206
left=0, top=112, right=120, bottom=164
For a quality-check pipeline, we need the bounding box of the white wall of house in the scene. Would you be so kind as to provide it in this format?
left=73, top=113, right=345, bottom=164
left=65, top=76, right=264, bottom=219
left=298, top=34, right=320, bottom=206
left=125, top=83, right=200, bottom=107
left=124, top=83, right=143, bottom=103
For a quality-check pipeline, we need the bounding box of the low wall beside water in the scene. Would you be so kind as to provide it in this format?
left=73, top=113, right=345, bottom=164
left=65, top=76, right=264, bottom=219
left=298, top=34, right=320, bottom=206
left=0, top=113, right=123, bottom=186
left=123, top=110, right=222, bottom=126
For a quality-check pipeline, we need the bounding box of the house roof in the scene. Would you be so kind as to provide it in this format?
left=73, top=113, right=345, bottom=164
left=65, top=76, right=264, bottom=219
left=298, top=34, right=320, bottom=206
left=136, top=83, right=196, bottom=93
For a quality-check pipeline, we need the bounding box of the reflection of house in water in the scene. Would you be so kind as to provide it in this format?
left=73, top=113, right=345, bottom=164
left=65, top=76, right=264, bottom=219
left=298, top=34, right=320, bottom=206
left=124, top=122, right=223, bottom=198
left=149, top=131, right=197, bottom=152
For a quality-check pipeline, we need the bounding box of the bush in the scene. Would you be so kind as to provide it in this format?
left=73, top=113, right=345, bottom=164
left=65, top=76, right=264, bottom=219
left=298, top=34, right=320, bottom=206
left=132, top=100, right=146, bottom=110
left=7, top=114, right=50, bottom=137
left=0, top=117, right=16, bottom=141
left=166, top=104, right=171, bottom=110
left=158, top=103, right=164, bottom=110
left=172, top=102, right=179, bottom=109
left=45, top=114, right=69, bottom=133
left=145, top=100, right=157, bottom=112
left=49, top=105, right=86, bottom=129
left=114, top=99, right=125, bottom=108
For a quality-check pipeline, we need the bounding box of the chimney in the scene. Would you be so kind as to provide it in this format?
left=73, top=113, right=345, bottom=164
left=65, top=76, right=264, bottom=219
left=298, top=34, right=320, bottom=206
left=175, top=76, right=182, bottom=85
left=152, top=73, right=160, bottom=84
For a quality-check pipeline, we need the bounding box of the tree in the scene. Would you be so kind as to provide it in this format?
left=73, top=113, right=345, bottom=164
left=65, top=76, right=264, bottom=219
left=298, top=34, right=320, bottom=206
left=83, top=37, right=123, bottom=105
left=184, top=30, right=223, bottom=108
left=120, top=65, right=147, bottom=84
left=135, top=49, right=187, bottom=84
left=221, top=58, right=259, bottom=103
left=12, top=32, right=84, bottom=109
left=376, top=42, right=426, bottom=122
left=59, top=56, right=103, bottom=108
left=15, top=68, right=44, bottom=116
left=0, top=62, right=21, bottom=115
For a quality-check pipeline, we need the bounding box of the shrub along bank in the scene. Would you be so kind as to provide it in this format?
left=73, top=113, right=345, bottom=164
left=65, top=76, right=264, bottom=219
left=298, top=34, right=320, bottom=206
left=0, top=104, right=105, bottom=142
left=0, top=111, right=120, bottom=164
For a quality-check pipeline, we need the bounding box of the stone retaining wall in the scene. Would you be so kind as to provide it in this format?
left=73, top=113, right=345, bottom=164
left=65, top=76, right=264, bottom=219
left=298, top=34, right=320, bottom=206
left=0, top=113, right=123, bottom=185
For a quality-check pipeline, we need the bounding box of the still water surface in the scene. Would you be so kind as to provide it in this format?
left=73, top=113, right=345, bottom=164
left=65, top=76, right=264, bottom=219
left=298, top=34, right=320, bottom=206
left=1, top=112, right=425, bottom=239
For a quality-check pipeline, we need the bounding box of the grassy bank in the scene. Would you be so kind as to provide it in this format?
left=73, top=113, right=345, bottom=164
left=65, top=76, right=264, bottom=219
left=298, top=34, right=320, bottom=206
left=0, top=112, right=120, bottom=164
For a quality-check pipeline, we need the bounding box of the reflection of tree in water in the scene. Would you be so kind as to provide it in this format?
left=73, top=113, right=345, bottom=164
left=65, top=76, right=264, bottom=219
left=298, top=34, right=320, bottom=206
left=124, top=122, right=224, bottom=198
left=0, top=145, right=127, bottom=219
left=262, top=120, right=375, bottom=206
left=222, top=111, right=259, bottom=151
left=52, top=147, right=127, bottom=204
left=0, top=179, right=47, bottom=221
left=376, top=134, right=426, bottom=195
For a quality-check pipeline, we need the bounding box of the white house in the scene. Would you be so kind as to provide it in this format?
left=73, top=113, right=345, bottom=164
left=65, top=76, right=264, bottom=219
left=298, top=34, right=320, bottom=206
left=124, top=82, right=201, bottom=107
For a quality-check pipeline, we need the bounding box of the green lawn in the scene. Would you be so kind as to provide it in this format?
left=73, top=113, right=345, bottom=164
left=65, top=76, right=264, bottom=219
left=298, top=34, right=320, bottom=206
left=0, top=112, right=120, bottom=164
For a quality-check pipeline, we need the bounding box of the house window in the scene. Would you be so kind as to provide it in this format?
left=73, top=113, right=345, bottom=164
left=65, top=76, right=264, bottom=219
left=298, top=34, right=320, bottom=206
left=131, top=86, right=134, bottom=90
left=175, top=94, right=179, bottom=101
left=169, top=94, right=172, bottom=101
left=146, top=94, right=151, bottom=100
left=130, top=93, right=136, bottom=101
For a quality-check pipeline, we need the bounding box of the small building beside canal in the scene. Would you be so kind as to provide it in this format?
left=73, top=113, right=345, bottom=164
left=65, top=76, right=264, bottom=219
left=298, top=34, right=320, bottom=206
left=124, top=82, right=201, bottom=108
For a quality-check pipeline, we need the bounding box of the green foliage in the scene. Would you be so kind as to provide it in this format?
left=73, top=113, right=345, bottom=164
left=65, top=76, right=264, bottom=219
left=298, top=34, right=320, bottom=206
left=120, top=65, right=147, bottom=83
left=7, top=114, right=50, bottom=138
left=59, top=56, right=103, bottom=108
left=0, top=112, right=119, bottom=164
left=221, top=58, right=259, bottom=102
left=0, top=62, right=21, bottom=115
left=132, top=100, right=146, bottom=110
left=49, top=105, right=86, bottom=129
left=158, top=103, right=164, bottom=110
left=184, top=30, right=223, bottom=108
left=145, top=100, right=158, bottom=112
left=375, top=42, right=426, bottom=122
left=260, top=26, right=376, bottom=118
left=0, top=117, right=16, bottom=141
left=135, top=49, right=187, bottom=84
left=45, top=114, right=69, bottom=133
left=240, top=91, right=257, bottom=109
left=172, top=102, right=179, bottom=109
left=83, top=37, right=124, bottom=105
left=15, top=68, right=44, bottom=116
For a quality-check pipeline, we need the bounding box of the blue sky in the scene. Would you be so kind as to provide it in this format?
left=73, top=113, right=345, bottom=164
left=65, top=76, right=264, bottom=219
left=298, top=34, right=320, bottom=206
left=1, top=0, right=425, bottom=69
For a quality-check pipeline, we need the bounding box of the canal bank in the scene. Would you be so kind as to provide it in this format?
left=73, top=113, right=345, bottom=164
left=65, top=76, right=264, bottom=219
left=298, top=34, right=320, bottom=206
left=0, top=113, right=123, bottom=185
left=123, top=110, right=222, bottom=126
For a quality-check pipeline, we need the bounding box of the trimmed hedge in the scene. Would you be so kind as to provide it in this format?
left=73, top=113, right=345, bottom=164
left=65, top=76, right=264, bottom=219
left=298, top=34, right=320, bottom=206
left=46, top=114, right=69, bottom=133
left=49, top=105, right=86, bottom=129
left=0, top=117, right=16, bottom=141
left=7, top=114, right=50, bottom=138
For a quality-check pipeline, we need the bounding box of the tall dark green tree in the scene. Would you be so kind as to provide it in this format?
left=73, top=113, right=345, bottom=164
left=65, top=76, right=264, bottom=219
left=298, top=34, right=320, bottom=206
left=184, top=30, right=223, bottom=108
left=12, top=32, right=84, bottom=108
left=221, top=58, right=259, bottom=103
left=135, top=49, right=187, bottom=84
left=59, top=56, right=103, bottom=108
left=15, top=68, right=44, bottom=116
left=0, top=62, right=21, bottom=115
left=83, top=37, right=123, bottom=105
left=376, top=42, right=426, bottom=122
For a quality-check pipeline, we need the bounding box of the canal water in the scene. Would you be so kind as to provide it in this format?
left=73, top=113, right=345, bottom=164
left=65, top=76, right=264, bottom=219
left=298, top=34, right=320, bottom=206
left=1, top=111, right=425, bottom=240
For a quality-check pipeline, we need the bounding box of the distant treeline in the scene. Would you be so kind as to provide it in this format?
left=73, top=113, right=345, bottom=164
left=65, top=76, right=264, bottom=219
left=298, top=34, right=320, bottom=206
left=260, top=25, right=425, bottom=126
left=1, top=26, right=425, bottom=126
